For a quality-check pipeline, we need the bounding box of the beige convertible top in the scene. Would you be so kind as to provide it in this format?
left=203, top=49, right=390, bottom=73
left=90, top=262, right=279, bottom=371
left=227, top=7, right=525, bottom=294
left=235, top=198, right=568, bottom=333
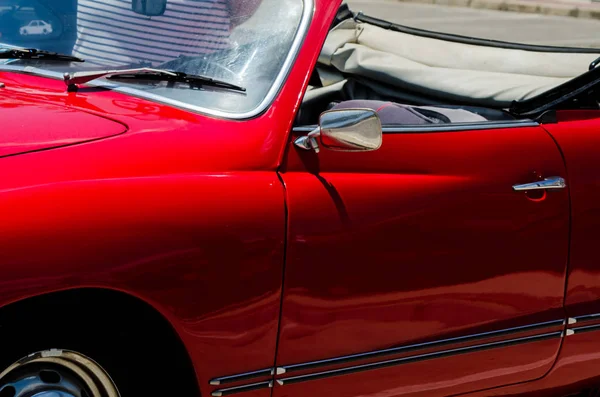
left=318, top=19, right=600, bottom=107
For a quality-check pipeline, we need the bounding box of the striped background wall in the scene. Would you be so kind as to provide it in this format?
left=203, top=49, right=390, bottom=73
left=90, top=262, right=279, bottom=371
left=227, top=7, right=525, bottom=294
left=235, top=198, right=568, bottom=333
left=72, top=0, right=231, bottom=67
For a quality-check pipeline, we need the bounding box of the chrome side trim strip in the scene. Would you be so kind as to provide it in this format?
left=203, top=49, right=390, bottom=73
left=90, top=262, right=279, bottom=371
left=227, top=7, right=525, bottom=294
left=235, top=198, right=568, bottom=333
left=278, top=332, right=562, bottom=386
left=211, top=381, right=273, bottom=397
left=0, top=0, right=315, bottom=121
left=292, top=120, right=539, bottom=135
left=208, top=319, right=564, bottom=393
left=571, top=324, right=600, bottom=335
left=572, top=313, right=600, bottom=324
left=209, top=368, right=273, bottom=386
left=569, top=313, right=600, bottom=334
left=280, top=319, right=563, bottom=373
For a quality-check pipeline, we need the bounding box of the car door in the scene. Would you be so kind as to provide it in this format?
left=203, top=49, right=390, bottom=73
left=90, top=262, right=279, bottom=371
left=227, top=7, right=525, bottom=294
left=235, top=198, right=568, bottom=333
left=274, top=119, right=570, bottom=397
left=543, top=112, right=600, bottom=334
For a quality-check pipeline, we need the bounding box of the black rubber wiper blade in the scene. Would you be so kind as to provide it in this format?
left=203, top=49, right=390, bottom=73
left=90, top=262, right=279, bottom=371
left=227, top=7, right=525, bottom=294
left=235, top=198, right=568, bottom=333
left=109, top=70, right=246, bottom=92
left=0, top=48, right=84, bottom=62
left=64, top=67, right=245, bottom=92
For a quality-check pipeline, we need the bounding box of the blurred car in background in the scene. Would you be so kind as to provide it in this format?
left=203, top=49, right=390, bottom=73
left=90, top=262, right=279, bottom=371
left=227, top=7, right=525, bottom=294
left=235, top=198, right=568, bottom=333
left=19, top=19, right=53, bottom=35
left=0, top=1, right=72, bottom=54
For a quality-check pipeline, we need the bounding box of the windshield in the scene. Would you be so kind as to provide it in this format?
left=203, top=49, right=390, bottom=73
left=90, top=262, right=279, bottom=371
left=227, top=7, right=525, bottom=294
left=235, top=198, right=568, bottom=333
left=0, top=0, right=307, bottom=117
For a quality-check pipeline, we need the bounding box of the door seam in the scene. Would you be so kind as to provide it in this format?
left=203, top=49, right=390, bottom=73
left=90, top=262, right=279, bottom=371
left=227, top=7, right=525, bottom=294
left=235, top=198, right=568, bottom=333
left=540, top=124, right=573, bottom=311
left=270, top=170, right=290, bottom=397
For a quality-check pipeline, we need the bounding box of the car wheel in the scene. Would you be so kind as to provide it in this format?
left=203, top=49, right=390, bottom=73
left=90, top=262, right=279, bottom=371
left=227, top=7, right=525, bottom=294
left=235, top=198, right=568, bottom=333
left=0, top=294, right=197, bottom=397
left=0, top=349, right=119, bottom=397
left=42, top=29, right=48, bottom=34
left=20, top=30, right=27, bottom=35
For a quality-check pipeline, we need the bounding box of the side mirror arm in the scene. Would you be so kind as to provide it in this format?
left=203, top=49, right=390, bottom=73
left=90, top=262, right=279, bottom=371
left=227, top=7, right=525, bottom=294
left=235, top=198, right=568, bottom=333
left=294, top=127, right=321, bottom=153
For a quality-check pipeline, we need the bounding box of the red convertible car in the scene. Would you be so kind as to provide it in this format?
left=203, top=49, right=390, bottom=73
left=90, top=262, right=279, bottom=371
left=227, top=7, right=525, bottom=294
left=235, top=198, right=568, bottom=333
left=3, top=0, right=600, bottom=396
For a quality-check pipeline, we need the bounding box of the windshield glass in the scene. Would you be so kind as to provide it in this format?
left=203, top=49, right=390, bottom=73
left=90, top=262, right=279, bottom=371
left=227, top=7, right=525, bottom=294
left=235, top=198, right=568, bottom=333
left=0, top=0, right=306, bottom=117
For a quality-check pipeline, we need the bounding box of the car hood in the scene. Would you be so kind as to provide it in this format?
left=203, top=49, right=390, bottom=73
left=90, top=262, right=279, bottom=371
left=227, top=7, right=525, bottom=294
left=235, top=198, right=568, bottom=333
left=0, top=70, right=284, bottom=171
left=0, top=92, right=126, bottom=158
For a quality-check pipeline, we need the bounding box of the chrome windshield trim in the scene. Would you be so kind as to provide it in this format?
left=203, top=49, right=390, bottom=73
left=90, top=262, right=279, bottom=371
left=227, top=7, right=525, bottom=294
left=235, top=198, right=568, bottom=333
left=280, top=319, right=564, bottom=373
left=0, top=0, right=314, bottom=120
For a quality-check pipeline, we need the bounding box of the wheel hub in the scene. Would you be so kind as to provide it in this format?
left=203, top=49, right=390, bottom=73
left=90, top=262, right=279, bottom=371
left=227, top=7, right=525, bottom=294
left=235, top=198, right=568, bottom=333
left=24, top=392, right=77, bottom=397
left=0, top=350, right=119, bottom=397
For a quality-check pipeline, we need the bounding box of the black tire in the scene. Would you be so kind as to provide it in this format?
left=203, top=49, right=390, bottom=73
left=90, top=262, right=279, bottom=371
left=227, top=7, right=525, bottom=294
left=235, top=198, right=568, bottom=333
left=0, top=297, right=196, bottom=397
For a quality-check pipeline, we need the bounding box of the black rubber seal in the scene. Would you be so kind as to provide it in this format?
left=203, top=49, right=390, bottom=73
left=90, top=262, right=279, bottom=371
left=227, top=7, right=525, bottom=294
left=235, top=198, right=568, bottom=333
left=355, top=12, right=600, bottom=54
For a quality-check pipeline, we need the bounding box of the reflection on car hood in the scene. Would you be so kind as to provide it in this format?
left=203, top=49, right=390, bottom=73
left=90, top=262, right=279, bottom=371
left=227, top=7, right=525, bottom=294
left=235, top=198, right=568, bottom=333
left=0, top=89, right=126, bottom=158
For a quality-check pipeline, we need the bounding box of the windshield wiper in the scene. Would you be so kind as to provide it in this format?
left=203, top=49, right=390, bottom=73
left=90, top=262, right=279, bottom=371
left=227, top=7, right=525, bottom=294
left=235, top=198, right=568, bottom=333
left=0, top=48, right=84, bottom=62
left=63, top=67, right=245, bottom=93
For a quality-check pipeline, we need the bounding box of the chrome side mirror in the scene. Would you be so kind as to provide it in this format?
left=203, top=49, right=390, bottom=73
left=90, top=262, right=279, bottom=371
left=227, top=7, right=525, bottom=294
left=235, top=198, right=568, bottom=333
left=132, top=0, right=167, bottom=16
left=295, top=109, right=382, bottom=153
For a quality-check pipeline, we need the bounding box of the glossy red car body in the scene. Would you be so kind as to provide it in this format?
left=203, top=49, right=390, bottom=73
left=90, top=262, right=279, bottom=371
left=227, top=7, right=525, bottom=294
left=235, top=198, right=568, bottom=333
left=1, top=0, right=600, bottom=396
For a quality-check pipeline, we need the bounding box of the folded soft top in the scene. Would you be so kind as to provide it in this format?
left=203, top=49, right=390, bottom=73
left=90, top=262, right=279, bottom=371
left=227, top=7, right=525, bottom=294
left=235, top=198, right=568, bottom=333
left=318, top=15, right=600, bottom=108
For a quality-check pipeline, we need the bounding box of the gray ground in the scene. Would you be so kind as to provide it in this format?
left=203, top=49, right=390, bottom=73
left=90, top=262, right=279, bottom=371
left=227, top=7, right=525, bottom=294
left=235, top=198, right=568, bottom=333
left=345, top=0, right=600, bottom=48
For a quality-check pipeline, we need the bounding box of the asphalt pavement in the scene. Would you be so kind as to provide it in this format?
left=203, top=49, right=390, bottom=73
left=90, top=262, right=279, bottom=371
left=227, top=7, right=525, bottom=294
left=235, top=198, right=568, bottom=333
left=345, top=0, right=600, bottom=48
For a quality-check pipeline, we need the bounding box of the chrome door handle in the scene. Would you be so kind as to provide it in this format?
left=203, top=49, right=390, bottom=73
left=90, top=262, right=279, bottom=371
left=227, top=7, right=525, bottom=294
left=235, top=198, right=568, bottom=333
left=512, top=177, right=566, bottom=192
